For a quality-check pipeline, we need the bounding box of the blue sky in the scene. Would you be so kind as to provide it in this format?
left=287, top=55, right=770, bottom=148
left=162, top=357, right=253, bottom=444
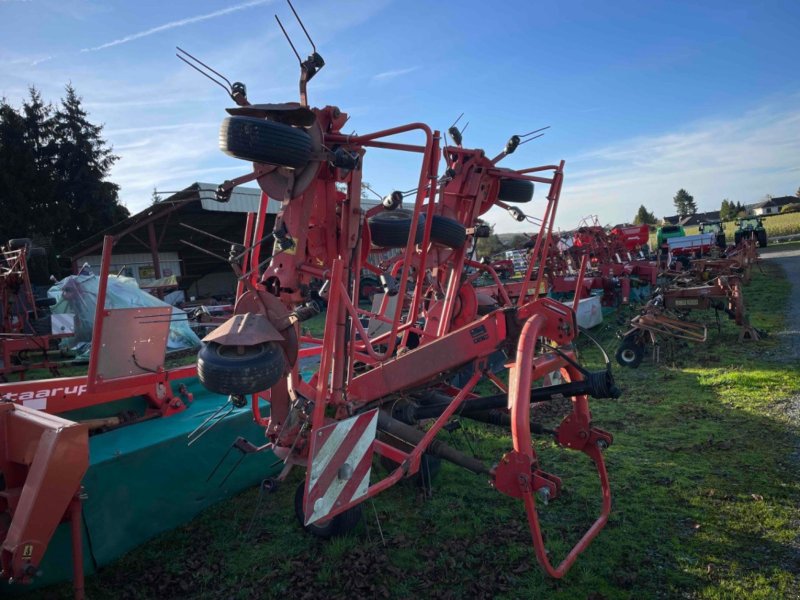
left=1, top=0, right=798, bottom=232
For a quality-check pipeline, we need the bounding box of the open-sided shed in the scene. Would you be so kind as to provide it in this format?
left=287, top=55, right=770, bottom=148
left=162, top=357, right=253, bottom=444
left=60, top=183, right=279, bottom=301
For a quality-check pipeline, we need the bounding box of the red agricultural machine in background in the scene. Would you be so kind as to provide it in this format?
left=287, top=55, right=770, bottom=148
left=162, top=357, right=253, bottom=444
left=181, top=1, right=619, bottom=578
left=544, top=218, right=657, bottom=307
left=0, top=239, right=72, bottom=381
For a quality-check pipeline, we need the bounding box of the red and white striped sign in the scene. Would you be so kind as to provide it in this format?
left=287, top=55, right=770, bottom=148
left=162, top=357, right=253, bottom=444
left=303, top=409, right=379, bottom=525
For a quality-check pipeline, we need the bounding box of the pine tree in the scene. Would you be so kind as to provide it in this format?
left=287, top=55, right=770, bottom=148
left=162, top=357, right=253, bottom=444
left=673, top=189, right=696, bottom=217
left=51, top=84, right=128, bottom=249
left=720, top=199, right=732, bottom=221
left=0, top=98, right=37, bottom=241
left=633, top=205, right=657, bottom=225
left=22, top=88, right=58, bottom=238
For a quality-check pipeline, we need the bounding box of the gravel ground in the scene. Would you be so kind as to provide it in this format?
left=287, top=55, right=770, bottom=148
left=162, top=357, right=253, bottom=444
left=761, top=246, right=800, bottom=561
left=762, top=246, right=800, bottom=360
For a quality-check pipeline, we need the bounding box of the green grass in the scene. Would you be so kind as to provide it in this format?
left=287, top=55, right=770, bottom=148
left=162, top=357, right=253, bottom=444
left=40, top=263, right=799, bottom=599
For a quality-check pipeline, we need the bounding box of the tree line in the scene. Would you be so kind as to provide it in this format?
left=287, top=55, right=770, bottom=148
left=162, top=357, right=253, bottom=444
left=632, top=187, right=800, bottom=226
left=0, top=86, right=129, bottom=259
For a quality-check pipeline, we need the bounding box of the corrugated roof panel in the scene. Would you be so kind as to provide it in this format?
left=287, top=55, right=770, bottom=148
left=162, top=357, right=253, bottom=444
left=196, top=182, right=281, bottom=214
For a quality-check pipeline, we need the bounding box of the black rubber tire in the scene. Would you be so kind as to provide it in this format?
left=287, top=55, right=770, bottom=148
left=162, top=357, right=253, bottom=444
left=197, top=341, right=285, bottom=395
left=734, top=232, right=742, bottom=245
left=498, top=178, right=534, bottom=203
left=368, top=209, right=424, bottom=248
left=757, top=231, right=767, bottom=248
left=219, top=116, right=312, bottom=169
left=294, top=481, right=362, bottom=539
left=359, top=276, right=381, bottom=302
left=429, top=215, right=467, bottom=249
left=717, top=234, right=726, bottom=249
left=8, top=238, right=32, bottom=250
left=675, top=255, right=691, bottom=271
left=28, top=247, right=46, bottom=258
left=379, top=452, right=441, bottom=489
left=615, top=337, right=644, bottom=368
left=35, top=297, right=56, bottom=308
left=32, top=317, right=51, bottom=335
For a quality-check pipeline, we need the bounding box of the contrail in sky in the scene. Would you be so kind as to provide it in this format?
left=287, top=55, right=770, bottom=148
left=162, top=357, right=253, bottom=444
left=81, top=0, right=272, bottom=53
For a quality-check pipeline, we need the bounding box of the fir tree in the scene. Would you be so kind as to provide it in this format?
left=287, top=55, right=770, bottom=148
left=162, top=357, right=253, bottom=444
left=51, top=84, right=128, bottom=249
left=673, top=189, right=697, bottom=217
left=633, top=205, right=657, bottom=225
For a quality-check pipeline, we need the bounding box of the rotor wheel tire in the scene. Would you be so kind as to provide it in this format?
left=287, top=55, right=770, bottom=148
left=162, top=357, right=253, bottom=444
left=429, top=215, right=467, bottom=249
left=368, top=209, right=424, bottom=248
left=615, top=337, right=644, bottom=369
left=294, top=481, right=362, bottom=539
left=219, top=116, right=312, bottom=169
left=498, top=178, right=534, bottom=203
left=28, top=247, right=46, bottom=258
left=197, top=341, right=285, bottom=396
left=757, top=231, right=767, bottom=248
left=8, top=238, right=32, bottom=250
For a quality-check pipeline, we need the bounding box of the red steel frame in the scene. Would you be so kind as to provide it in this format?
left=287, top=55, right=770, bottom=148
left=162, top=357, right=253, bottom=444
left=212, top=96, right=615, bottom=575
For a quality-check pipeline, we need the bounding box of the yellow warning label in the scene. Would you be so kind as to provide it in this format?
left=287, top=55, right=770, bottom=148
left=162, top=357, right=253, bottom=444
left=22, top=544, right=33, bottom=558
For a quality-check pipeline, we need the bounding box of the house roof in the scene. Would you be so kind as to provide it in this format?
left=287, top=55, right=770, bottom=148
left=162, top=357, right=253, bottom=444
left=753, top=196, right=797, bottom=209
left=662, top=210, right=720, bottom=227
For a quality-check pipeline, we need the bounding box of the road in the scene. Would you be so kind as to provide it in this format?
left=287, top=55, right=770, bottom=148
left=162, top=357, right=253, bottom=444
left=761, top=246, right=800, bottom=359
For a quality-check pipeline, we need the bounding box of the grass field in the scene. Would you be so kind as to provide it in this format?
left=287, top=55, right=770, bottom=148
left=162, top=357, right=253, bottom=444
left=40, top=262, right=799, bottom=599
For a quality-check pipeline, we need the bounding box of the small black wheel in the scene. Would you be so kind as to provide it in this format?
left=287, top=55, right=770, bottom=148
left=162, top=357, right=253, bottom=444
left=261, top=478, right=279, bottom=494
left=368, top=209, right=424, bottom=248
left=294, top=481, right=362, bottom=539
left=615, top=337, right=645, bottom=368
left=219, top=116, right=312, bottom=169
left=429, top=215, right=467, bottom=249
left=28, top=247, right=46, bottom=258
left=734, top=232, right=742, bottom=246
left=197, top=341, right=285, bottom=395
left=757, top=231, right=767, bottom=248
left=380, top=452, right=442, bottom=489
left=497, top=178, right=534, bottom=203
left=359, top=276, right=381, bottom=302
left=674, top=255, right=691, bottom=271
left=8, top=238, right=32, bottom=250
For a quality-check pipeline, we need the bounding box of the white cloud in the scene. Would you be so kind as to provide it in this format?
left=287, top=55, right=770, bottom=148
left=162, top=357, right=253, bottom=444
left=372, top=66, right=419, bottom=81
left=488, top=99, right=800, bottom=233
left=80, top=0, right=273, bottom=53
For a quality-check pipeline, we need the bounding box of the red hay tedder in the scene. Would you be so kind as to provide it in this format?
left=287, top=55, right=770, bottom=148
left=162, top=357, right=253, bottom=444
left=180, top=1, right=620, bottom=578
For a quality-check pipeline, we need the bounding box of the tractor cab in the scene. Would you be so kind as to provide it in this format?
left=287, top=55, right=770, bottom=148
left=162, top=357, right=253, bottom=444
left=698, top=220, right=726, bottom=249
left=734, top=216, right=767, bottom=247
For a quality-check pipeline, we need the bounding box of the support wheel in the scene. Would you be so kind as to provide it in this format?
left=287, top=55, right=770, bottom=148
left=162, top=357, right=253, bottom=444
left=380, top=453, right=442, bottom=490
left=498, top=178, right=534, bottom=203
left=615, top=336, right=645, bottom=368
left=197, top=341, right=285, bottom=395
left=429, top=215, right=467, bottom=249
left=219, top=116, right=312, bottom=169
left=294, top=481, right=362, bottom=539
left=368, top=210, right=424, bottom=248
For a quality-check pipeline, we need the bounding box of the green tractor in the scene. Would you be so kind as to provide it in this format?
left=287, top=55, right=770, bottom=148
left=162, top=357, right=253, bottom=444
left=655, top=223, right=685, bottom=253
left=734, top=216, right=767, bottom=247
left=698, top=220, right=726, bottom=249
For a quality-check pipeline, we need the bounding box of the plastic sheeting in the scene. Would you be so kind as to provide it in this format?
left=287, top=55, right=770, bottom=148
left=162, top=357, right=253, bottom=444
left=48, top=273, right=200, bottom=360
